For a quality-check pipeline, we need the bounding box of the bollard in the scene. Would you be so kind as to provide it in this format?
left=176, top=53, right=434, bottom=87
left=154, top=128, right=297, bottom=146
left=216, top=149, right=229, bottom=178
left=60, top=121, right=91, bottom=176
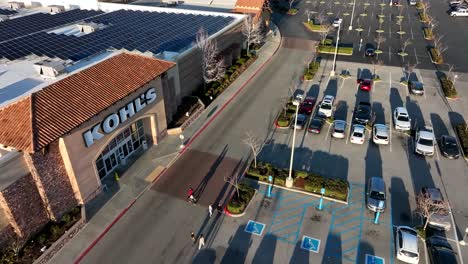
left=374, top=200, right=385, bottom=224
left=318, top=188, right=326, bottom=210
left=267, top=175, right=273, bottom=197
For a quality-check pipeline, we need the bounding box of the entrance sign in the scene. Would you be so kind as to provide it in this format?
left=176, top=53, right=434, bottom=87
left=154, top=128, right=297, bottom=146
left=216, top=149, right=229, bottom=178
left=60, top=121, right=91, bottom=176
left=83, top=88, right=156, bottom=147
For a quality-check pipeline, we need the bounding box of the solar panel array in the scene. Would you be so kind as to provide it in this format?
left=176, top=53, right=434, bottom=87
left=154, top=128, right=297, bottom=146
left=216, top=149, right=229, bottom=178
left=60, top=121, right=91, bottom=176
left=0, top=9, right=17, bottom=15
left=0, top=9, right=235, bottom=62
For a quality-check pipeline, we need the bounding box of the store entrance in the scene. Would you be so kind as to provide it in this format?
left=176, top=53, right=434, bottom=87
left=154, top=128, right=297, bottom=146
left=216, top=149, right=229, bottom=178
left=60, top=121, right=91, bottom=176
left=96, top=119, right=146, bottom=179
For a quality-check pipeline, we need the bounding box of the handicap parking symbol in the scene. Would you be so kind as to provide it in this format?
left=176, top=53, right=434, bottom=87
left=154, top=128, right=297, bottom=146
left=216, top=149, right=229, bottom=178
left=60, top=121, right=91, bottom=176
left=244, top=220, right=266, bottom=236
left=301, top=235, right=321, bottom=253
left=365, top=254, right=385, bottom=264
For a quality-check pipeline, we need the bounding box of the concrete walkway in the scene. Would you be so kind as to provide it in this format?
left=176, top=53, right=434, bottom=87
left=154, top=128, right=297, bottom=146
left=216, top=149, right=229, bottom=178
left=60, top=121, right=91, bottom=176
left=49, top=26, right=282, bottom=264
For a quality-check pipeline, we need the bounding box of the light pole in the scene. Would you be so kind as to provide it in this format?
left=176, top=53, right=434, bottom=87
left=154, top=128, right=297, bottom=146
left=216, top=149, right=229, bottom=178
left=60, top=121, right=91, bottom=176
left=460, top=227, right=468, bottom=245
left=286, top=100, right=300, bottom=188
left=179, top=134, right=185, bottom=149
left=330, top=22, right=341, bottom=77
left=453, top=74, right=459, bottom=89
left=349, top=0, right=356, bottom=30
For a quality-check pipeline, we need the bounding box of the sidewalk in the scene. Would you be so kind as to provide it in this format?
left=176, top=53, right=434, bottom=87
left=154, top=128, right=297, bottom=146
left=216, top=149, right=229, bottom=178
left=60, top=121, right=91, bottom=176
left=49, top=25, right=282, bottom=264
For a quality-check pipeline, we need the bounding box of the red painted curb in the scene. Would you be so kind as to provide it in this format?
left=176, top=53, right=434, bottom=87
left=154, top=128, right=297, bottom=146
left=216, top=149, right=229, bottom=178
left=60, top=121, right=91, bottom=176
left=74, top=35, right=282, bottom=263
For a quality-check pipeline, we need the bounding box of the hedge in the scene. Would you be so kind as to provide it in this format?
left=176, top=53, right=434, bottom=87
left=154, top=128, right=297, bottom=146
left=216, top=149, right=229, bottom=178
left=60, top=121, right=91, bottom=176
left=227, top=183, right=255, bottom=214
left=419, top=12, right=429, bottom=23
left=247, top=162, right=349, bottom=201
left=423, top=28, right=433, bottom=40
left=429, top=47, right=443, bottom=64
left=303, top=21, right=328, bottom=32
left=318, top=44, right=353, bottom=55
left=416, top=2, right=424, bottom=9
left=288, top=8, right=298, bottom=15
left=304, top=61, right=320, bottom=80
left=455, top=124, right=468, bottom=158
left=439, top=76, right=457, bottom=98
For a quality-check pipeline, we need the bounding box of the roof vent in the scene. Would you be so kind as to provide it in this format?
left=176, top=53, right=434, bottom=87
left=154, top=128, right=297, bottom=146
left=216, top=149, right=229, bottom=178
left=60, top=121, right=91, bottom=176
left=0, top=15, right=9, bottom=22
left=8, top=2, right=25, bottom=10
left=77, top=22, right=104, bottom=34
left=33, top=59, right=66, bottom=78
left=48, top=5, right=65, bottom=14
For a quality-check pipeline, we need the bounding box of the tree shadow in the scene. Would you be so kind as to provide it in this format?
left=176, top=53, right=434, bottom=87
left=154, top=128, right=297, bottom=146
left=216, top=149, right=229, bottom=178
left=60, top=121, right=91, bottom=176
left=193, top=248, right=217, bottom=264
left=194, top=145, right=229, bottom=198
left=289, top=238, right=310, bottom=264
left=252, top=234, right=277, bottom=263
left=389, top=87, right=403, bottom=113
left=220, top=224, right=253, bottom=264
left=390, top=177, right=412, bottom=226
left=324, top=78, right=338, bottom=98
left=356, top=241, right=375, bottom=264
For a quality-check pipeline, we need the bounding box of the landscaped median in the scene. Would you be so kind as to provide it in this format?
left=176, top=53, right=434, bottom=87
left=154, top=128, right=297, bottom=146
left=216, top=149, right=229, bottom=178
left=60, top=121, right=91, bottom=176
left=455, top=124, right=468, bottom=159
left=246, top=162, right=349, bottom=202
left=438, top=75, right=457, bottom=99
left=225, top=182, right=256, bottom=216
left=428, top=47, right=443, bottom=64
left=303, top=21, right=328, bottom=32
left=303, top=61, right=320, bottom=81
left=275, top=100, right=297, bottom=128
left=423, top=27, right=433, bottom=40
left=318, top=41, right=353, bottom=56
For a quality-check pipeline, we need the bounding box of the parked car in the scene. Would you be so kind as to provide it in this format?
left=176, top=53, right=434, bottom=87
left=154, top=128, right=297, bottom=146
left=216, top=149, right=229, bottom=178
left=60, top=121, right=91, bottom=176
left=415, top=126, right=435, bottom=156
left=332, top=120, right=347, bottom=139
left=395, top=226, right=420, bottom=264
left=308, top=117, right=325, bottom=134
left=366, top=177, right=386, bottom=212
left=409, top=0, right=417, bottom=5
left=393, top=107, right=411, bottom=131
left=365, top=44, right=376, bottom=57
left=450, top=3, right=468, bottom=10
left=333, top=18, right=343, bottom=27
left=409, top=81, right=424, bottom=95
left=318, top=95, right=334, bottom=118
left=373, top=124, right=390, bottom=145
left=450, top=0, right=464, bottom=5
left=350, top=124, right=366, bottom=144
left=421, top=187, right=451, bottom=231
left=390, top=0, right=400, bottom=5
left=354, top=101, right=372, bottom=125
left=299, top=96, right=316, bottom=115
left=451, top=7, right=468, bottom=16
left=291, top=113, right=308, bottom=130
left=427, top=237, right=458, bottom=264
left=359, top=79, right=373, bottom=91
left=439, top=135, right=460, bottom=159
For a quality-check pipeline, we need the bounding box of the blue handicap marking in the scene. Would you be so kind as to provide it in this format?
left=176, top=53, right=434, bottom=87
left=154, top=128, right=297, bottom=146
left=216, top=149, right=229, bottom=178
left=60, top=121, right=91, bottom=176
left=244, top=220, right=266, bottom=236
left=365, top=254, right=385, bottom=264
left=301, top=235, right=321, bottom=253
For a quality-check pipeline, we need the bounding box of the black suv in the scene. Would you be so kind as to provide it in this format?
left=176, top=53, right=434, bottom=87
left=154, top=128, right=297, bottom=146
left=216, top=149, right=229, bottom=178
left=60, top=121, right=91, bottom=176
left=354, top=102, right=372, bottom=125
left=427, top=237, right=458, bottom=264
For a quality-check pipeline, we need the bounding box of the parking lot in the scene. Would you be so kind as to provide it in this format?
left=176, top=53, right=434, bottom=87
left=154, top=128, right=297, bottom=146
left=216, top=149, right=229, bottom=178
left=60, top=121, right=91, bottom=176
left=255, top=58, right=466, bottom=263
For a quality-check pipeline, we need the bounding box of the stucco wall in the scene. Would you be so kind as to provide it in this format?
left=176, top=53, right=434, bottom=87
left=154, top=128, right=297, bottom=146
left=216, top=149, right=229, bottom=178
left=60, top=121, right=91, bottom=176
left=60, top=77, right=167, bottom=203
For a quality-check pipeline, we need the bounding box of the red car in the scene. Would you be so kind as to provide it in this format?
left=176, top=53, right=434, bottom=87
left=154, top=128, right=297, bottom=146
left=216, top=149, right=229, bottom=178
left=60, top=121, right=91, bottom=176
left=359, top=79, right=373, bottom=91
left=299, top=97, right=316, bottom=115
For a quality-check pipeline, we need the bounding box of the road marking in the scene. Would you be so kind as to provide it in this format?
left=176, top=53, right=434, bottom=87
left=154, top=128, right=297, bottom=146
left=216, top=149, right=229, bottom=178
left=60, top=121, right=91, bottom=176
left=368, top=25, right=371, bottom=36
left=388, top=46, right=391, bottom=62
left=326, top=119, right=332, bottom=141
left=406, top=9, right=415, bottom=39
left=389, top=72, right=393, bottom=153
left=414, top=48, right=419, bottom=65
left=346, top=121, right=352, bottom=144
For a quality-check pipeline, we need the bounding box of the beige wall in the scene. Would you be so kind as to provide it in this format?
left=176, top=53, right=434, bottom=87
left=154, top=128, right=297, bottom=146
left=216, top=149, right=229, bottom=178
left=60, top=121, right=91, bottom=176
left=60, top=77, right=168, bottom=203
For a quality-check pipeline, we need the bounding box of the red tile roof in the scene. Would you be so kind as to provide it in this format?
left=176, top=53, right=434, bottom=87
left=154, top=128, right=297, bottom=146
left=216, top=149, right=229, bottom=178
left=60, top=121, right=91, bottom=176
left=0, top=53, right=175, bottom=153
left=234, top=0, right=265, bottom=9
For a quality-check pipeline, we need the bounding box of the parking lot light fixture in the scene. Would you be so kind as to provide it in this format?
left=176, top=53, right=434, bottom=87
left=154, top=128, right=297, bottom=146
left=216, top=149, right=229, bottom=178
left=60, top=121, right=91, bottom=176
left=349, top=0, right=356, bottom=30
left=460, top=227, right=468, bottom=245
left=286, top=100, right=300, bottom=188
left=330, top=22, right=341, bottom=77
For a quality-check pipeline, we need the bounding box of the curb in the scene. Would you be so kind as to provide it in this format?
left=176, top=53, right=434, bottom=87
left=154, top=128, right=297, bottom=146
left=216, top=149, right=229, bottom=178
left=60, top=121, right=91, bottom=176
left=224, top=190, right=258, bottom=218
left=73, top=26, right=283, bottom=264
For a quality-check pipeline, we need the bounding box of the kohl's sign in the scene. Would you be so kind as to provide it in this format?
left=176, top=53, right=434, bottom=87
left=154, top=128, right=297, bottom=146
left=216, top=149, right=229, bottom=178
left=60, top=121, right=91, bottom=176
left=83, top=88, right=157, bottom=147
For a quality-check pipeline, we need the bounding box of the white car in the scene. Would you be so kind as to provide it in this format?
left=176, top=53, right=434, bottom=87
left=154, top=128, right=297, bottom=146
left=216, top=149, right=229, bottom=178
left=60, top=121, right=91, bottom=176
left=332, top=120, right=346, bottom=139
left=393, top=107, right=411, bottom=131
left=350, top=124, right=366, bottom=144
left=332, top=18, right=343, bottom=27
left=395, top=226, right=420, bottom=264
left=415, top=126, right=435, bottom=156
left=373, top=124, right=389, bottom=145
left=451, top=8, right=468, bottom=16
left=318, top=95, right=334, bottom=118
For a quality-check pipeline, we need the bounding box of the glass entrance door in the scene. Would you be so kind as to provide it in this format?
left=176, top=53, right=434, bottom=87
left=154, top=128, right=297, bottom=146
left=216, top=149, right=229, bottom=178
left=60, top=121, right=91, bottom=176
left=104, top=152, right=118, bottom=172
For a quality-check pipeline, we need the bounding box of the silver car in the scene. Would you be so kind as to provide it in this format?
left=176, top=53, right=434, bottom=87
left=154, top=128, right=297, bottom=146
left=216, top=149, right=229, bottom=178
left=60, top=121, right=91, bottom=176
left=395, top=226, right=420, bottom=264
left=332, top=120, right=346, bottom=139
left=367, top=177, right=386, bottom=212
left=422, top=187, right=451, bottom=231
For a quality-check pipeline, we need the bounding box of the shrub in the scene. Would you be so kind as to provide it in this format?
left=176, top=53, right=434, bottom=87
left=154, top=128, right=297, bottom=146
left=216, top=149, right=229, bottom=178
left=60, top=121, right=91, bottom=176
left=227, top=183, right=255, bottom=214
left=439, top=76, right=457, bottom=98
left=288, top=8, right=298, bottom=15
left=236, top=58, right=246, bottom=65
left=50, top=224, right=64, bottom=240
left=429, top=47, right=443, bottom=64
left=456, top=124, right=468, bottom=158
left=423, top=28, right=433, bottom=40
left=415, top=2, right=424, bottom=9
left=415, top=226, right=427, bottom=239
left=419, top=12, right=428, bottom=23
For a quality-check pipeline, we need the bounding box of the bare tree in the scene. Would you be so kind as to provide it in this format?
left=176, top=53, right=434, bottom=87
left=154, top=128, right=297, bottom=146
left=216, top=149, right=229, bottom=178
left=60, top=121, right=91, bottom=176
left=9, top=237, right=23, bottom=256
left=316, top=12, right=326, bottom=25
left=242, top=16, right=263, bottom=54
left=398, top=4, right=405, bottom=17
left=416, top=191, right=450, bottom=230
left=289, top=0, right=296, bottom=9
left=243, top=131, right=262, bottom=168
left=374, top=35, right=386, bottom=51
left=319, top=25, right=330, bottom=43
left=446, top=64, right=455, bottom=82
left=224, top=173, right=241, bottom=198
left=427, top=15, right=438, bottom=30
left=433, top=35, right=448, bottom=55
left=422, top=1, right=431, bottom=16
left=401, top=39, right=411, bottom=54
left=196, top=27, right=225, bottom=85
left=405, top=63, right=417, bottom=81
left=372, top=59, right=384, bottom=79
left=304, top=9, right=314, bottom=22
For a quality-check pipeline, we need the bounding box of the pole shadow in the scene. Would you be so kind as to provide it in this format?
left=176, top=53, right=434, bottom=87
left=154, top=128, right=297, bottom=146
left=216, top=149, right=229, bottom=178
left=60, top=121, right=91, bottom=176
left=220, top=224, right=253, bottom=264
left=252, top=234, right=277, bottom=263
left=322, top=232, right=342, bottom=264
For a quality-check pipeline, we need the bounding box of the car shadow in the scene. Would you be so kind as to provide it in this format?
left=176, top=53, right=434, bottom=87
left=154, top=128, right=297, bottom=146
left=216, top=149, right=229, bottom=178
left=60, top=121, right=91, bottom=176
left=334, top=100, right=348, bottom=122
left=390, top=177, right=412, bottom=226
left=324, top=78, right=338, bottom=98
left=372, top=102, right=385, bottom=125
left=252, top=234, right=278, bottom=263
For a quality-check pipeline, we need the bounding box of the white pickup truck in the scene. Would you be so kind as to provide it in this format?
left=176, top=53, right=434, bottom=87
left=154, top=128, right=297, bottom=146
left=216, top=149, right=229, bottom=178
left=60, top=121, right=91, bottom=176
left=451, top=7, right=468, bottom=16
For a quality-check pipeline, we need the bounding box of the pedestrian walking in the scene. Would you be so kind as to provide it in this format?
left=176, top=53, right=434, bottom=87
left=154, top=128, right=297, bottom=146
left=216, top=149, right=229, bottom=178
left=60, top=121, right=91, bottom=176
left=208, top=203, right=213, bottom=217
left=191, top=231, right=195, bottom=243
left=198, top=234, right=205, bottom=250
left=187, top=187, right=196, bottom=204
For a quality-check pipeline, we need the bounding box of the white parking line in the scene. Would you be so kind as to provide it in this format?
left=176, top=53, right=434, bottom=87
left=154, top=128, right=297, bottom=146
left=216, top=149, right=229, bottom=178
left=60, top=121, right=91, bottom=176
left=389, top=72, right=393, bottom=153
left=326, top=121, right=332, bottom=141
left=406, top=8, right=414, bottom=39
left=414, top=48, right=419, bottom=65
left=368, top=26, right=371, bottom=36
left=388, top=46, right=392, bottom=62
left=429, top=119, right=440, bottom=161
left=346, top=121, right=352, bottom=144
